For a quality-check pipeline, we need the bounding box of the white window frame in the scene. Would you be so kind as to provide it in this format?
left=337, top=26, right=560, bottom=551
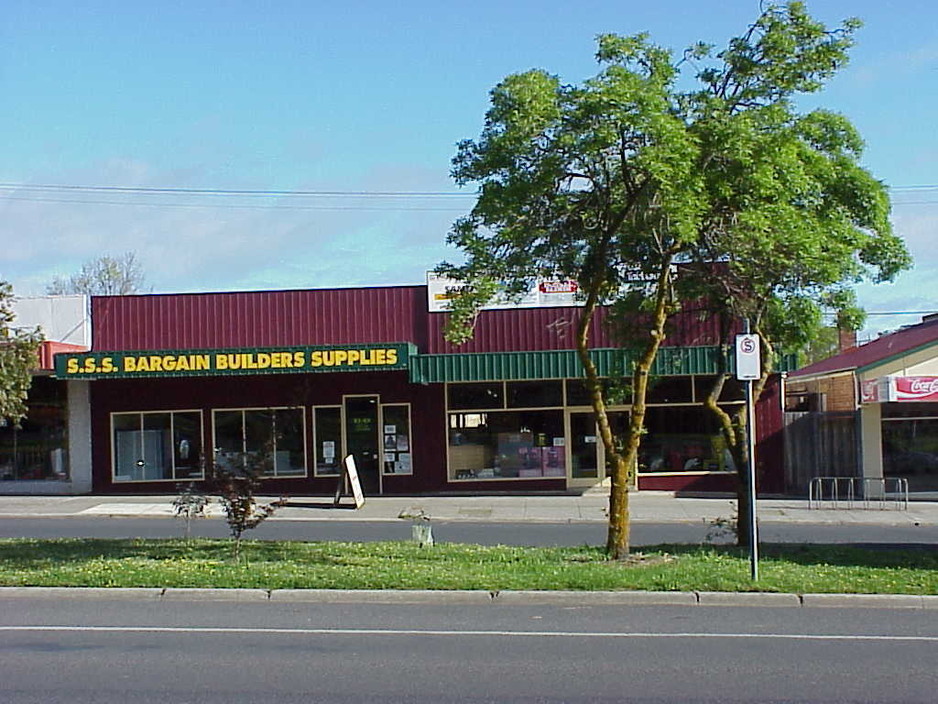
left=211, top=406, right=308, bottom=478
left=110, top=409, right=204, bottom=483
left=380, top=402, right=413, bottom=476
left=312, top=405, right=343, bottom=477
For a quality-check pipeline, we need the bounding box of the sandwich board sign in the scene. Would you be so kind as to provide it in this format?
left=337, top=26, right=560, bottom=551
left=333, top=455, right=366, bottom=509
left=735, top=334, right=761, bottom=381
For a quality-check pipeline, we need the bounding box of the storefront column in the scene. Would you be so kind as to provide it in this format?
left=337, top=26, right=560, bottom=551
left=67, top=380, right=93, bottom=493
left=859, top=403, right=884, bottom=480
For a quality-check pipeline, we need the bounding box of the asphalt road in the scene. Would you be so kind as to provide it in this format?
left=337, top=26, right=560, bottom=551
left=1, top=516, right=937, bottom=547
left=1, top=595, right=936, bottom=702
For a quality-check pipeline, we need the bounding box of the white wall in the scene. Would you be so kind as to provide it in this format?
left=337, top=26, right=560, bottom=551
left=12, top=295, right=90, bottom=347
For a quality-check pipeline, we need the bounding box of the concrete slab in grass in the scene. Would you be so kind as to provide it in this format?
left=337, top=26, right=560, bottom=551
left=801, top=593, right=926, bottom=609
left=0, top=587, right=164, bottom=600
left=696, top=591, right=801, bottom=607
left=161, top=588, right=270, bottom=602
left=270, top=589, right=496, bottom=604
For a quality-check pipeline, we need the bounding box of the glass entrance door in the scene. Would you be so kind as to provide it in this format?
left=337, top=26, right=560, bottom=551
left=344, top=396, right=381, bottom=494
left=569, top=412, right=600, bottom=484
left=566, top=409, right=631, bottom=488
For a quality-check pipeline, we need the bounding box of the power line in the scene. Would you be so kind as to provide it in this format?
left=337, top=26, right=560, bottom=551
left=0, top=194, right=468, bottom=212
left=0, top=182, right=476, bottom=198
left=0, top=182, right=936, bottom=197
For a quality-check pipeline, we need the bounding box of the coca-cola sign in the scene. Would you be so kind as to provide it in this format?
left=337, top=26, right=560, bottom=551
left=895, top=376, right=938, bottom=402
left=860, top=379, right=881, bottom=404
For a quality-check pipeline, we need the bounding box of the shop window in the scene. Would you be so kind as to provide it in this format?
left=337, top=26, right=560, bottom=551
left=0, top=377, right=69, bottom=481
left=448, top=382, right=504, bottom=410
left=313, top=406, right=342, bottom=476
left=113, top=410, right=203, bottom=482
left=381, top=404, right=412, bottom=475
left=448, top=409, right=565, bottom=480
left=646, top=377, right=693, bottom=403
left=694, top=375, right=746, bottom=403
left=637, top=406, right=733, bottom=474
left=212, top=408, right=305, bottom=478
left=565, top=378, right=630, bottom=407
left=507, top=380, right=563, bottom=409
left=883, top=416, right=938, bottom=488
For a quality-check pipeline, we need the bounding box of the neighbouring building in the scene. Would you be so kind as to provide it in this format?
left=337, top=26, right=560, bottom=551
left=1, top=295, right=90, bottom=494
left=9, top=281, right=787, bottom=496
left=786, top=314, right=938, bottom=493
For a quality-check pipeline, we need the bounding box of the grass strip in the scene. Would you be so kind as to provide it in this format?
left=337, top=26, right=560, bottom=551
left=0, top=539, right=935, bottom=594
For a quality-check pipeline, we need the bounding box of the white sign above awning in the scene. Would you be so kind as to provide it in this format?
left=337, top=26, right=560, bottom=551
left=427, top=272, right=581, bottom=313
left=860, top=376, right=938, bottom=404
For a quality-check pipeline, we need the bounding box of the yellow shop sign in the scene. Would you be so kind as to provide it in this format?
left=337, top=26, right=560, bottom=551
left=55, top=344, right=411, bottom=379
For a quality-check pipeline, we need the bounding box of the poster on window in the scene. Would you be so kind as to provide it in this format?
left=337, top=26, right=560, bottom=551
left=322, top=441, right=335, bottom=459
left=396, top=434, right=409, bottom=452
left=396, top=453, right=412, bottom=474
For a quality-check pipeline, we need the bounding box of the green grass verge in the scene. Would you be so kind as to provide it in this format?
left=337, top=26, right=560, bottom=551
left=0, top=539, right=935, bottom=594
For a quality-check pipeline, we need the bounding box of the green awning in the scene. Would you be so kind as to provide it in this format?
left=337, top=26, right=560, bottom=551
left=410, top=346, right=745, bottom=384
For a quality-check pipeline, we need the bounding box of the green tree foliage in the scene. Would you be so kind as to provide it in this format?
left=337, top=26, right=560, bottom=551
left=47, top=252, right=147, bottom=296
left=0, top=282, right=42, bottom=425
left=440, top=2, right=909, bottom=558
left=678, top=3, right=909, bottom=544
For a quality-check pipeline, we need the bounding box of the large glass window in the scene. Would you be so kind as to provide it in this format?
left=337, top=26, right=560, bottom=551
left=113, top=411, right=203, bottom=482
left=448, top=383, right=503, bottom=410
left=449, top=410, right=565, bottom=480
left=212, top=408, right=306, bottom=477
left=382, top=404, right=413, bottom=475
left=638, top=406, right=736, bottom=474
left=507, top=381, right=563, bottom=408
left=0, top=377, right=69, bottom=481
left=883, top=412, right=938, bottom=490
left=565, top=378, right=630, bottom=407
left=313, top=406, right=342, bottom=476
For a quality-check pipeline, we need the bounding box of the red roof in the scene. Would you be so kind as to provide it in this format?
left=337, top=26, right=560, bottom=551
left=792, top=317, right=938, bottom=378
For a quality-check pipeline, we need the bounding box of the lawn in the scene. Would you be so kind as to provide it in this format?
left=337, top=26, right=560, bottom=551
left=0, top=539, right=936, bottom=594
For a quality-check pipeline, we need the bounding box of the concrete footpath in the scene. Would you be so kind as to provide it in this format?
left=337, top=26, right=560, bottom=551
left=0, top=491, right=933, bottom=526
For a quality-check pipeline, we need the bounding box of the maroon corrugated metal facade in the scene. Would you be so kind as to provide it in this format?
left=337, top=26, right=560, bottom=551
left=95, top=287, right=724, bottom=354
left=93, top=286, right=429, bottom=351
left=75, top=284, right=781, bottom=496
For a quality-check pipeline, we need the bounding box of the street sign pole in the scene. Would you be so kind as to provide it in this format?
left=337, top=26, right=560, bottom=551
left=736, top=320, right=760, bottom=581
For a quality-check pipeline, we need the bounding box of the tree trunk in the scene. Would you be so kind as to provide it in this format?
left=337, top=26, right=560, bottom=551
left=587, top=256, right=675, bottom=560
left=575, top=285, right=632, bottom=559
left=707, top=327, right=773, bottom=549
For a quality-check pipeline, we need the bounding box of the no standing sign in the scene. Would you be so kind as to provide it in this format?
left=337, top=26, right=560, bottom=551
left=735, top=333, right=761, bottom=380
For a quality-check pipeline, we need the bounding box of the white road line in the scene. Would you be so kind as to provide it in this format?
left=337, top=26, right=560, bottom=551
left=0, top=626, right=937, bottom=642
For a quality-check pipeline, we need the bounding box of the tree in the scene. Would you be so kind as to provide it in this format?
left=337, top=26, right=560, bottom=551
left=441, top=33, right=705, bottom=560
left=676, top=2, right=910, bottom=544
left=214, top=449, right=287, bottom=561
left=47, top=252, right=147, bottom=295
left=0, top=282, right=42, bottom=425
left=439, top=2, right=910, bottom=559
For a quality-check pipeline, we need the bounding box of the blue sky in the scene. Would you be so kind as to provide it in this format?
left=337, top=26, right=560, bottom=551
left=2, top=0, right=936, bottom=340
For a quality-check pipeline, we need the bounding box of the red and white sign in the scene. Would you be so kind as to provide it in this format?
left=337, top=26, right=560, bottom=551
left=860, top=376, right=938, bottom=404
left=538, top=281, right=578, bottom=295
left=859, top=378, right=884, bottom=404
left=735, top=334, right=761, bottom=381
left=895, top=376, right=938, bottom=402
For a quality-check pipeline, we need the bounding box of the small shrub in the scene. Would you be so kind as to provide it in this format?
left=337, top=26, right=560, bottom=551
left=172, top=482, right=209, bottom=539
left=214, top=449, right=287, bottom=560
